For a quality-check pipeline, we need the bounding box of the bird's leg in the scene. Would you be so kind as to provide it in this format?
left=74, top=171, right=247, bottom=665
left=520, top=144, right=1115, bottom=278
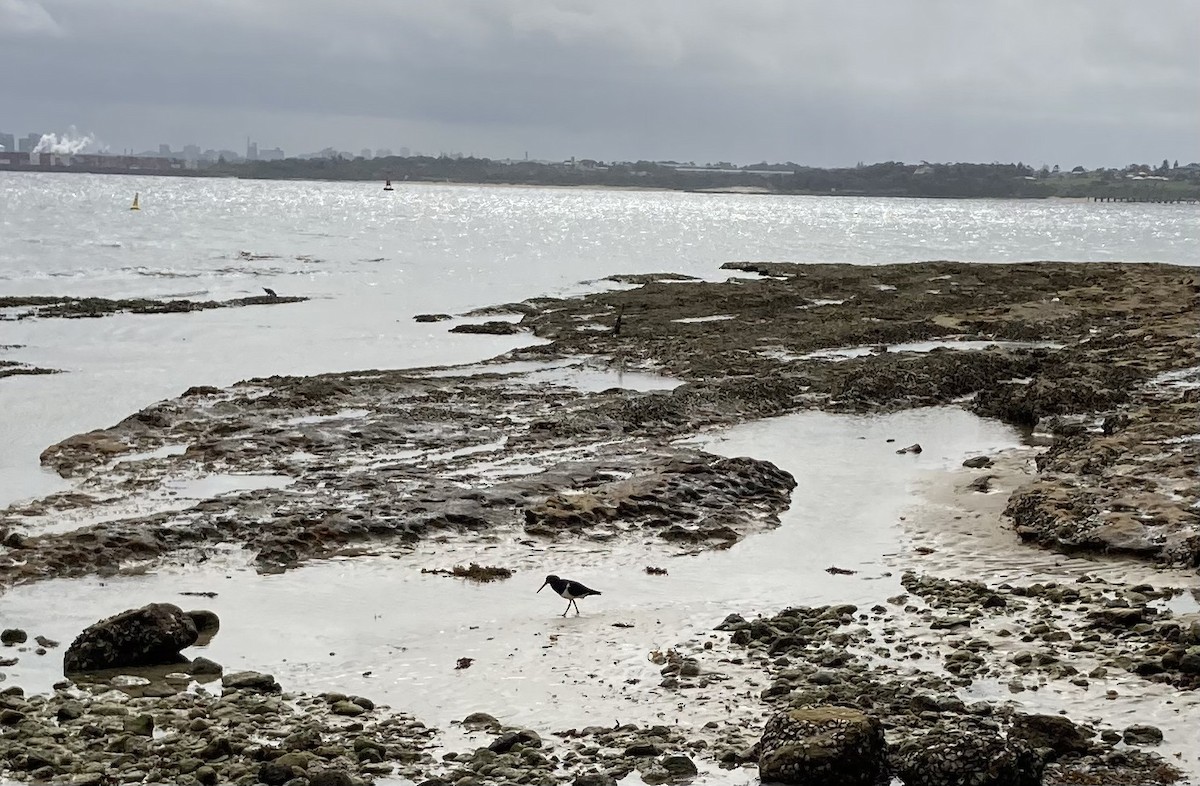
left=572, top=599, right=581, bottom=615
left=562, top=601, right=570, bottom=617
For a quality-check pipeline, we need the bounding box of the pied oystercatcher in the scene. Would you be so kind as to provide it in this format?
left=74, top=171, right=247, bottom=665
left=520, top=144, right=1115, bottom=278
left=538, top=575, right=601, bottom=617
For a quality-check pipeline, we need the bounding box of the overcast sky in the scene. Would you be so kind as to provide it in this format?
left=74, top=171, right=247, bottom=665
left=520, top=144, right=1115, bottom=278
left=2, top=0, right=1197, bottom=166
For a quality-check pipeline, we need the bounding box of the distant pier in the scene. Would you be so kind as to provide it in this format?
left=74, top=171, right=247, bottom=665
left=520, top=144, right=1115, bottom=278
left=1090, top=194, right=1197, bottom=204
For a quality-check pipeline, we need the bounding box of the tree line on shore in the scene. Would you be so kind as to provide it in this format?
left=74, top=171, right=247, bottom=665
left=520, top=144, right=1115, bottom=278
left=207, top=156, right=1200, bottom=200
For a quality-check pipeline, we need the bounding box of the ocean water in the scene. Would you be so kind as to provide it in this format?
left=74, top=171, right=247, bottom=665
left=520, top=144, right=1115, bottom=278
left=3, top=173, right=1200, bottom=780
left=0, top=169, right=1196, bottom=604
left=2, top=173, right=1197, bottom=504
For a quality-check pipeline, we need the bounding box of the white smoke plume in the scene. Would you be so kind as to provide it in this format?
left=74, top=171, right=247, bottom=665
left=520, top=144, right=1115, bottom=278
left=32, top=127, right=100, bottom=155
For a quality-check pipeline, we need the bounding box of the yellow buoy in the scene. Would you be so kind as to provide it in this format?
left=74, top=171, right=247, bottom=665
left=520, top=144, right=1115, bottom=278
left=130, top=192, right=140, bottom=211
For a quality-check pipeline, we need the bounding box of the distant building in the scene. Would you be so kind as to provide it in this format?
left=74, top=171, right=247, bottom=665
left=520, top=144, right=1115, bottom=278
left=360, top=148, right=373, bottom=159
left=0, top=151, right=181, bottom=171
left=18, top=133, right=42, bottom=153
left=398, top=146, right=410, bottom=158
left=0, top=132, right=13, bottom=152
left=159, top=144, right=172, bottom=157
left=246, top=139, right=258, bottom=161
left=258, top=147, right=284, bottom=161
left=375, top=148, right=392, bottom=158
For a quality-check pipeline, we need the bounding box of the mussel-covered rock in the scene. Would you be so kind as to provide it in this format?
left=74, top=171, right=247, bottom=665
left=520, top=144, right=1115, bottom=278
left=63, top=603, right=203, bottom=673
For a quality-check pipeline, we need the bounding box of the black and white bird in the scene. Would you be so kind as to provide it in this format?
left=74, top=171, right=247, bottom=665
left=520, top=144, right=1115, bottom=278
left=262, top=287, right=279, bottom=299
left=537, top=575, right=602, bottom=617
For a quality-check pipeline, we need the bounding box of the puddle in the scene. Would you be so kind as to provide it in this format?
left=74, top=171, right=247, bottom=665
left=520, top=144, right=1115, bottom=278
left=671, top=315, right=736, bottom=324
left=796, top=298, right=847, bottom=309
left=778, top=339, right=1065, bottom=362
left=422, top=359, right=681, bottom=393
left=15, top=473, right=298, bottom=536
left=521, top=366, right=683, bottom=393
left=1161, top=589, right=1200, bottom=615
left=457, top=313, right=525, bottom=324
left=165, top=473, right=294, bottom=498
left=284, top=409, right=372, bottom=426
left=114, top=444, right=189, bottom=464
left=423, top=359, right=576, bottom=378
left=1151, top=366, right=1200, bottom=390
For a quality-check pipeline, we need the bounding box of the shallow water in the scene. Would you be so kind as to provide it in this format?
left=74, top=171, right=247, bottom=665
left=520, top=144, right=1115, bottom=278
left=2, top=407, right=1018, bottom=723
left=7, top=406, right=1197, bottom=778
left=790, top=339, right=1065, bottom=362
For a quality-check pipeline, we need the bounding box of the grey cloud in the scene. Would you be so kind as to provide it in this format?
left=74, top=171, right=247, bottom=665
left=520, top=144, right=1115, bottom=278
left=2, top=0, right=1196, bottom=165
left=0, top=0, right=63, bottom=38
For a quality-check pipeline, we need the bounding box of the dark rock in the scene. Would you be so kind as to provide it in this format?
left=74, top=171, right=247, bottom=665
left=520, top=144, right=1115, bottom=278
left=1, top=629, right=27, bottom=646
left=966, top=475, right=995, bottom=493
left=1122, top=724, right=1163, bottom=746
left=660, top=754, right=698, bottom=778
left=963, top=456, right=994, bottom=469
left=461, top=711, right=502, bottom=731
left=33, top=635, right=58, bottom=648
left=198, top=737, right=233, bottom=761
left=123, top=714, right=154, bottom=736
left=190, top=656, right=224, bottom=675
left=186, top=609, right=221, bottom=642
left=332, top=700, right=366, bottom=716
left=63, top=603, right=198, bottom=672
left=450, top=320, right=524, bottom=335
left=1101, top=413, right=1130, bottom=435
left=283, top=728, right=323, bottom=752
left=221, top=670, right=281, bottom=693
left=414, top=314, right=452, bottom=323
left=259, top=761, right=295, bottom=786
left=715, top=613, right=747, bottom=630
left=56, top=701, right=84, bottom=721
left=489, top=729, right=542, bottom=753
left=182, top=386, right=223, bottom=398
left=1010, top=713, right=1092, bottom=759
left=0, top=709, right=25, bottom=725
left=892, top=729, right=1041, bottom=786
left=626, top=742, right=665, bottom=757
left=758, top=706, right=887, bottom=785
left=309, top=770, right=357, bottom=786
left=573, top=773, right=617, bottom=786
left=896, top=443, right=923, bottom=454
left=1090, top=607, right=1146, bottom=627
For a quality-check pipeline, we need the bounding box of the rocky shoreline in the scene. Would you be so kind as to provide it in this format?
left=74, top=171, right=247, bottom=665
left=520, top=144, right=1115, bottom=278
left=0, top=293, right=308, bottom=322
left=2, top=261, right=1199, bottom=785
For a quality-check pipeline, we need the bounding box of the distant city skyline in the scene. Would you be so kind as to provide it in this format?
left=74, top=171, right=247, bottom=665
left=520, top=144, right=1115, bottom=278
left=1, top=127, right=445, bottom=164
left=3, top=126, right=1196, bottom=170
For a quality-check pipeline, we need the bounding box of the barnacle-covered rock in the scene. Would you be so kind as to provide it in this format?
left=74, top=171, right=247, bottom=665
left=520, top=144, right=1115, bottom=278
left=891, top=728, right=1042, bottom=786
left=758, top=706, right=887, bottom=785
